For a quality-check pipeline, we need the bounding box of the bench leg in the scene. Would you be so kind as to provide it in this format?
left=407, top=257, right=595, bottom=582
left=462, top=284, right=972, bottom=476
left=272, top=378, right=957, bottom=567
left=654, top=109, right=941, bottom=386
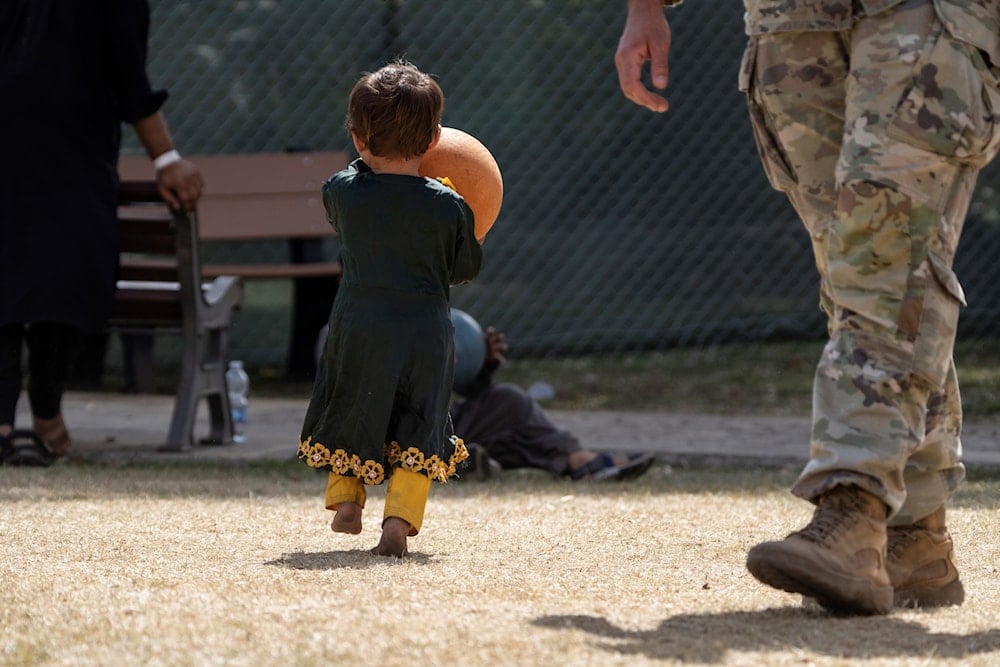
left=121, top=333, right=156, bottom=393
left=199, top=327, right=232, bottom=445
left=161, top=370, right=197, bottom=452
left=287, top=239, right=338, bottom=381
left=160, top=327, right=233, bottom=451
left=71, top=332, right=109, bottom=389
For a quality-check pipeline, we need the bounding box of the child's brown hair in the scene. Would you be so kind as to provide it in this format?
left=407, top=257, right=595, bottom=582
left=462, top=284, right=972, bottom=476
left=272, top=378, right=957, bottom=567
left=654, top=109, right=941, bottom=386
left=346, top=60, right=444, bottom=160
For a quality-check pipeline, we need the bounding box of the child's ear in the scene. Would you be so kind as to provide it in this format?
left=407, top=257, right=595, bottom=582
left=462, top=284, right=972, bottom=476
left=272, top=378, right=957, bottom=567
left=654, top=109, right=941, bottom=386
left=426, top=125, right=442, bottom=152
left=350, top=130, right=366, bottom=155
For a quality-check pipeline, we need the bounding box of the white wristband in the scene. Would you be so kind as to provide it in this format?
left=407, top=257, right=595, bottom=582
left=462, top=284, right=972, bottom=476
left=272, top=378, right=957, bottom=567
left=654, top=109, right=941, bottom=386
left=153, top=149, right=182, bottom=171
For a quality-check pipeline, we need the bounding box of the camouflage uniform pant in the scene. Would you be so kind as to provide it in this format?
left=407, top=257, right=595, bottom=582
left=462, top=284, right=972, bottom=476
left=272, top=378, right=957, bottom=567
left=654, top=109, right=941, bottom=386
left=740, top=0, right=1000, bottom=524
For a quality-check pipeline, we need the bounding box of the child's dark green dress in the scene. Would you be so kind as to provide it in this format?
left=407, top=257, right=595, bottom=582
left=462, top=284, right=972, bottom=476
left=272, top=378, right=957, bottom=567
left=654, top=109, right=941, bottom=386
left=298, top=159, right=483, bottom=484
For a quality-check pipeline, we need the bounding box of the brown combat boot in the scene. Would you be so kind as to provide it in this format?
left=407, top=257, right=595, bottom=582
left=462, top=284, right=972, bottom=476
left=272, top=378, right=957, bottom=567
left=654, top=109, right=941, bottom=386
left=887, top=506, right=964, bottom=608
left=746, top=485, right=893, bottom=615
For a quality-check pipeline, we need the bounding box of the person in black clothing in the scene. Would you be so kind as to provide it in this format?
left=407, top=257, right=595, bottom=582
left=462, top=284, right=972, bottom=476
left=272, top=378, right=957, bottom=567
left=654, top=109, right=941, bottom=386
left=451, top=322, right=656, bottom=482
left=0, top=0, right=203, bottom=465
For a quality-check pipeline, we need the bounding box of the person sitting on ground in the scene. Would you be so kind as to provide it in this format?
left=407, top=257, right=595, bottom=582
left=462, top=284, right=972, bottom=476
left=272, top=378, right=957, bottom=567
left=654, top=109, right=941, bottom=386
left=451, top=321, right=655, bottom=482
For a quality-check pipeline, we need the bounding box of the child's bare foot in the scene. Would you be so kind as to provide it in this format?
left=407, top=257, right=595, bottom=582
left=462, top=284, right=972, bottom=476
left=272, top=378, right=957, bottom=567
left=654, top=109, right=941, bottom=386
left=371, top=517, right=410, bottom=557
left=330, top=502, right=363, bottom=534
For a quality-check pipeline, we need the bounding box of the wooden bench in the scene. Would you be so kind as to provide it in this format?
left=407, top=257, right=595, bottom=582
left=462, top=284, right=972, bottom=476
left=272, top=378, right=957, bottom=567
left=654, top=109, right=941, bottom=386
left=113, top=181, right=244, bottom=451
left=117, top=151, right=349, bottom=380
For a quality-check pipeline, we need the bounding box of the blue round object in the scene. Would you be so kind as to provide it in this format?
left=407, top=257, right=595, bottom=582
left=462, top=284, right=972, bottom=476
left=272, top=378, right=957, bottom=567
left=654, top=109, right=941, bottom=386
left=451, top=308, right=486, bottom=392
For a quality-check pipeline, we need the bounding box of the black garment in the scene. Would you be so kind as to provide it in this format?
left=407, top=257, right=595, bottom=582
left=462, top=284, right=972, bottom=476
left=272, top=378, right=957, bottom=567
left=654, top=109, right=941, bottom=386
left=0, top=0, right=166, bottom=331
left=299, top=160, right=482, bottom=482
left=0, top=323, right=81, bottom=424
left=450, top=381, right=583, bottom=476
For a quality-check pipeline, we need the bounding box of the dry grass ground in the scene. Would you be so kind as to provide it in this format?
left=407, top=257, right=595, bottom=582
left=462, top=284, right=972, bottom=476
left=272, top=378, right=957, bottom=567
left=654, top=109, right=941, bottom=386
left=2, top=463, right=999, bottom=667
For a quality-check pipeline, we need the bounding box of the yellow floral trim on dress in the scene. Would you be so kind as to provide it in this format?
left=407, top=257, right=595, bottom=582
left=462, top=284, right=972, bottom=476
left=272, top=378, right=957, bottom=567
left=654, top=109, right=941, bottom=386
left=299, top=438, right=332, bottom=468
left=399, top=446, right=425, bottom=472
left=331, top=448, right=360, bottom=476
left=298, top=436, right=469, bottom=484
left=359, top=460, right=385, bottom=485
left=386, top=441, right=403, bottom=466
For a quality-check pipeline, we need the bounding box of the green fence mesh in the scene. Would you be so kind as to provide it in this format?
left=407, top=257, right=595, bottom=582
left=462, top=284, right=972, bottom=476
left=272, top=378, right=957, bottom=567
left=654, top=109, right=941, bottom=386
left=126, top=0, right=1000, bottom=367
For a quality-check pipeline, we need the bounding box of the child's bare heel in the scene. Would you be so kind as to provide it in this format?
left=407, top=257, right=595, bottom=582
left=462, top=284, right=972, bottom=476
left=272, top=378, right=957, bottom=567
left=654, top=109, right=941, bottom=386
left=330, top=502, right=363, bottom=534
left=372, top=517, right=410, bottom=557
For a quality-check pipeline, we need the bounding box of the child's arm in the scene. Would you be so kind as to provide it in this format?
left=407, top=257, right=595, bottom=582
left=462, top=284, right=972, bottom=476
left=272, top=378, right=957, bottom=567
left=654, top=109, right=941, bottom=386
left=449, top=202, right=483, bottom=285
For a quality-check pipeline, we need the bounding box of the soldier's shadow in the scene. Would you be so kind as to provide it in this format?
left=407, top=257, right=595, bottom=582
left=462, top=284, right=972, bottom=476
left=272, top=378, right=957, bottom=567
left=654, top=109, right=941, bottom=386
left=533, top=608, right=1000, bottom=662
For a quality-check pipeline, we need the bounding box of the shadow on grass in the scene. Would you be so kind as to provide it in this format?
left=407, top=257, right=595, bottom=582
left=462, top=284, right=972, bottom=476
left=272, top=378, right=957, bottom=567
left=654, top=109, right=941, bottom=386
left=265, top=549, right=432, bottom=570
left=533, top=609, right=1000, bottom=662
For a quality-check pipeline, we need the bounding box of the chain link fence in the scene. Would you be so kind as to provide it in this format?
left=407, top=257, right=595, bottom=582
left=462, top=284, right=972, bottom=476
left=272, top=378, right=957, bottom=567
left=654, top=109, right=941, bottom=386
left=127, top=0, right=1000, bottom=368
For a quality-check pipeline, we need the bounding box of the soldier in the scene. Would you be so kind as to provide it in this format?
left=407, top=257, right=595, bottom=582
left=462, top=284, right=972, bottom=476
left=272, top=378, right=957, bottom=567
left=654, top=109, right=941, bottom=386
left=615, top=0, right=1000, bottom=614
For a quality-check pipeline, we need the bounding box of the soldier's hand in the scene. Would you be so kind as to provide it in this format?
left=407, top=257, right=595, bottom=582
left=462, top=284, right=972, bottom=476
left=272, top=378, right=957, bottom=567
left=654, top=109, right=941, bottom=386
left=615, top=0, right=672, bottom=113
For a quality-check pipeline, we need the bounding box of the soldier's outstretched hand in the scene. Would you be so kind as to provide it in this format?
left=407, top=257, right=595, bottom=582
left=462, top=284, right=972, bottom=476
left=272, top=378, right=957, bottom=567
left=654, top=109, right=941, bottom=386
left=615, top=0, right=673, bottom=113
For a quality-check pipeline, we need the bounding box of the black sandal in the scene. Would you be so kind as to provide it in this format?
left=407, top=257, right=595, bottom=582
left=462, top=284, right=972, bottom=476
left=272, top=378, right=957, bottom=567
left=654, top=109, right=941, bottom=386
left=569, top=452, right=656, bottom=482
left=0, top=430, right=55, bottom=467
left=616, top=453, right=656, bottom=481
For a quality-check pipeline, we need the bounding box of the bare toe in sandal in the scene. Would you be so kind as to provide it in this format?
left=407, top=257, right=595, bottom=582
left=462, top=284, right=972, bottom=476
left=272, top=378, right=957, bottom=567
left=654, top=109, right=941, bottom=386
left=33, top=415, right=72, bottom=458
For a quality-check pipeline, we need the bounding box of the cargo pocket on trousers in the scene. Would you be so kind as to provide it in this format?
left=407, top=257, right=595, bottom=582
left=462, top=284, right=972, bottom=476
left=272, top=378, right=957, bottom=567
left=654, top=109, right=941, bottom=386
left=911, top=253, right=966, bottom=389
left=740, top=38, right=797, bottom=193
left=973, top=47, right=1000, bottom=164
left=887, top=25, right=1000, bottom=163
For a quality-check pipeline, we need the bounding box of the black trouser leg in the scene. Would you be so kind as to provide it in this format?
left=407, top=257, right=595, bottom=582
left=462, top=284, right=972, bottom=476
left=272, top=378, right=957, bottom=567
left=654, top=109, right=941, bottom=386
left=452, top=382, right=582, bottom=475
left=0, top=324, right=25, bottom=426
left=24, top=323, right=82, bottom=420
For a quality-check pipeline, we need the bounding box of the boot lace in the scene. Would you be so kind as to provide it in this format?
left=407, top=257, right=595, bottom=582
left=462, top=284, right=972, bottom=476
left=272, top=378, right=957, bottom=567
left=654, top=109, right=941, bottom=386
left=794, top=505, right=858, bottom=547
left=887, top=528, right=918, bottom=559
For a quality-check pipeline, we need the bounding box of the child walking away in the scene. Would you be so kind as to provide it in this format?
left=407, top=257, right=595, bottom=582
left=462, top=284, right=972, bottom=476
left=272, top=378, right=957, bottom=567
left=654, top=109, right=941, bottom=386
left=298, top=60, right=483, bottom=557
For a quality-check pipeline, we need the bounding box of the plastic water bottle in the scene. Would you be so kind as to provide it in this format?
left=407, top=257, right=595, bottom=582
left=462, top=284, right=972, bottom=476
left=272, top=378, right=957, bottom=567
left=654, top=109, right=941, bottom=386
left=226, top=360, right=249, bottom=443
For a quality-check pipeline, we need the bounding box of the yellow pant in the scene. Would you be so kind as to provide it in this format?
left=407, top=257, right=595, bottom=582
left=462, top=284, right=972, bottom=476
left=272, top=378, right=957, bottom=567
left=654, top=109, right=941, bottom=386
left=325, top=468, right=431, bottom=535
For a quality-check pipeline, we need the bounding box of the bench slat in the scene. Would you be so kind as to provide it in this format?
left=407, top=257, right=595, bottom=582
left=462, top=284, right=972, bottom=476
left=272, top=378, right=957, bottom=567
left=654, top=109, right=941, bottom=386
left=120, top=258, right=341, bottom=280
left=118, top=151, right=349, bottom=240
left=119, top=259, right=178, bottom=282
left=196, top=197, right=331, bottom=240
left=202, top=262, right=341, bottom=279
left=119, top=210, right=176, bottom=255
left=111, top=287, right=183, bottom=324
